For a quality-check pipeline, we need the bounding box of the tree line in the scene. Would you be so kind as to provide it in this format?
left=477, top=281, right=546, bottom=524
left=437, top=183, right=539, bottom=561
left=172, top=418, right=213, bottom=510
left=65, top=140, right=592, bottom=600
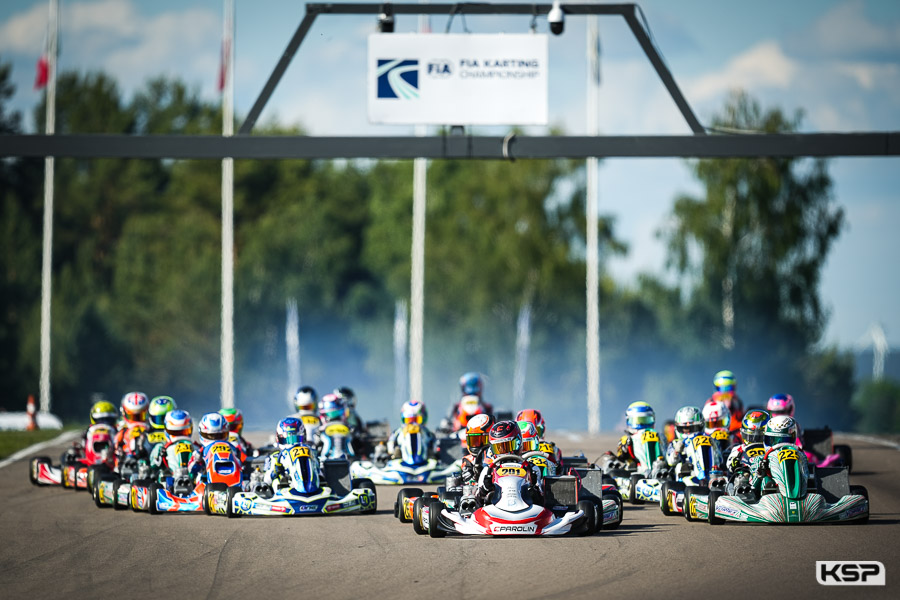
left=2, top=57, right=894, bottom=432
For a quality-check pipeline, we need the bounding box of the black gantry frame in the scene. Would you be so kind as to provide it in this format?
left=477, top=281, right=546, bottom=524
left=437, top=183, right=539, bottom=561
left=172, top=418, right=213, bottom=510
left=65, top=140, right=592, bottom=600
left=0, top=2, right=897, bottom=160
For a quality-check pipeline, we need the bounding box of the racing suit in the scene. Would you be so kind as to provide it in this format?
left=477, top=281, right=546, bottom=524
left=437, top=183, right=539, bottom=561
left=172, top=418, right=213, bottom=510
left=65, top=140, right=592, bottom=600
left=386, top=425, right=436, bottom=459
left=475, top=454, right=543, bottom=506
left=149, top=436, right=200, bottom=483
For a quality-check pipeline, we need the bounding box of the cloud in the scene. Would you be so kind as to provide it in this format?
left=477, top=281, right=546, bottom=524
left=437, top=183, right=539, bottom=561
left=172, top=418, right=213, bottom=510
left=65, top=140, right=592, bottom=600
left=786, top=0, right=900, bottom=62
left=688, top=41, right=797, bottom=102
left=0, top=2, right=46, bottom=54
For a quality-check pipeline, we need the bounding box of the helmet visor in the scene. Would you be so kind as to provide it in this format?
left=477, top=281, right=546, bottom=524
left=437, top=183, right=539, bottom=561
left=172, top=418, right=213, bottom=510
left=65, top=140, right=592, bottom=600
left=323, top=408, right=344, bottom=422
left=402, top=414, right=423, bottom=425
left=467, top=432, right=488, bottom=449
left=628, top=414, right=655, bottom=428
left=742, top=428, right=763, bottom=444
left=677, top=422, right=703, bottom=437
left=521, top=438, right=537, bottom=453
left=202, top=430, right=228, bottom=441
left=491, top=439, right=520, bottom=456
left=764, top=432, right=792, bottom=447
left=149, top=412, right=167, bottom=428
left=296, top=400, right=316, bottom=413
left=281, top=433, right=303, bottom=446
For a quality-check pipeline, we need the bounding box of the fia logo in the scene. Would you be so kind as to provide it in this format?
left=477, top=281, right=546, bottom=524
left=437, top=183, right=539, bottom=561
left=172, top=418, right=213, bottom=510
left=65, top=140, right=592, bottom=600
left=816, top=561, right=885, bottom=586
left=426, top=60, right=452, bottom=78
left=376, top=59, right=419, bottom=99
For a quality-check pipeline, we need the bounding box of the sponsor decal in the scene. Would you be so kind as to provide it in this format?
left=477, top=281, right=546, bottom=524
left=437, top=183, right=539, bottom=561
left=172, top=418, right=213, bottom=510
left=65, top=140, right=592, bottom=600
left=717, top=504, right=740, bottom=517
left=816, top=562, right=885, bottom=586
left=426, top=60, right=452, bottom=78
left=270, top=505, right=287, bottom=513
left=843, top=504, right=866, bottom=518
left=376, top=59, right=419, bottom=99
left=493, top=524, right=537, bottom=534
left=297, top=505, right=318, bottom=512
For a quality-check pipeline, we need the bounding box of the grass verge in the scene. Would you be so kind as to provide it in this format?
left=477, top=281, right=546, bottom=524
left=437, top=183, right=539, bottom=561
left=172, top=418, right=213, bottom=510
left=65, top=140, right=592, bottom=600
left=0, top=426, right=80, bottom=460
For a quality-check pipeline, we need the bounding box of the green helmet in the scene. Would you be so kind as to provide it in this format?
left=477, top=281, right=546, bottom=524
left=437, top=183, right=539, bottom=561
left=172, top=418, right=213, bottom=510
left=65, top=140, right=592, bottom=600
left=90, top=401, right=118, bottom=426
left=148, top=396, right=177, bottom=429
left=713, top=370, right=736, bottom=392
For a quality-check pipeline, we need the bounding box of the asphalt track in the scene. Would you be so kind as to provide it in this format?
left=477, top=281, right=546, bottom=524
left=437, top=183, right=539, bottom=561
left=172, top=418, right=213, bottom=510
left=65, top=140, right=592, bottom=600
left=1, top=433, right=897, bottom=600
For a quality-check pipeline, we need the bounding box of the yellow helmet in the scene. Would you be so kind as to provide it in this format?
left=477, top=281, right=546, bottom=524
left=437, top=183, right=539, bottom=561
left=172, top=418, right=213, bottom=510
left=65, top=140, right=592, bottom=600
left=90, top=401, right=118, bottom=426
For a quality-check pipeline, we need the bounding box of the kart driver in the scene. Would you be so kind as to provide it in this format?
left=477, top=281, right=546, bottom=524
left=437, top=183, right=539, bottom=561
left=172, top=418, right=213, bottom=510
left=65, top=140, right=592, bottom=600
left=443, top=372, right=494, bottom=433
left=725, top=409, right=771, bottom=472
left=606, top=401, right=660, bottom=471
left=220, top=407, right=252, bottom=461
left=387, top=400, right=436, bottom=460
left=150, top=409, right=198, bottom=479
left=665, top=406, right=703, bottom=468
left=188, top=412, right=233, bottom=482
left=474, top=421, right=543, bottom=506
left=706, top=370, right=745, bottom=433
left=261, top=417, right=309, bottom=489
left=460, top=413, right=495, bottom=487
left=292, top=386, right=320, bottom=446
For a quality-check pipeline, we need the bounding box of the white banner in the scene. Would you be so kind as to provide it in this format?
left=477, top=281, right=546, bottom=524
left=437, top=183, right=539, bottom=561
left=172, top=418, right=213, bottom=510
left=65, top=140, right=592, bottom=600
left=368, top=33, right=548, bottom=126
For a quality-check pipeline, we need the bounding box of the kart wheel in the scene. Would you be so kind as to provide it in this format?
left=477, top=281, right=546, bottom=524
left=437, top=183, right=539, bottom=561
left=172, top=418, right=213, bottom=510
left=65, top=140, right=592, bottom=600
left=682, top=486, right=704, bottom=522
left=397, top=488, right=424, bottom=522
left=352, top=478, right=377, bottom=514
left=205, top=483, right=227, bottom=516
left=708, top=490, right=724, bottom=525
left=149, top=482, right=161, bottom=515
left=629, top=473, right=644, bottom=504
left=600, top=493, right=623, bottom=530
left=849, top=485, right=869, bottom=523
left=226, top=485, right=241, bottom=518
left=427, top=499, right=446, bottom=538
left=660, top=480, right=683, bottom=516
left=412, top=497, right=428, bottom=535
left=576, top=500, right=598, bottom=535
left=113, top=479, right=128, bottom=511
left=835, top=444, right=853, bottom=473
left=94, top=476, right=110, bottom=509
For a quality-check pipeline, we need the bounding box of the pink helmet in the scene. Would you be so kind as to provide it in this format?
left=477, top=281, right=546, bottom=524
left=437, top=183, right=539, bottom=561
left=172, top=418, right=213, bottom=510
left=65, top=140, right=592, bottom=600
left=766, top=394, right=795, bottom=417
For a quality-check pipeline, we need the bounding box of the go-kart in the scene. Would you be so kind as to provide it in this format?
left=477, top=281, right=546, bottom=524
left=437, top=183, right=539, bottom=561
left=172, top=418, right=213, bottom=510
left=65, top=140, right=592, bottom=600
left=92, top=425, right=162, bottom=509
left=208, top=445, right=376, bottom=517
left=29, top=423, right=116, bottom=489
left=127, top=439, right=242, bottom=514
left=599, top=428, right=668, bottom=504
left=658, top=432, right=726, bottom=516
left=414, top=455, right=619, bottom=537
left=349, top=424, right=461, bottom=485
left=685, top=443, right=868, bottom=524
left=801, top=427, right=853, bottom=472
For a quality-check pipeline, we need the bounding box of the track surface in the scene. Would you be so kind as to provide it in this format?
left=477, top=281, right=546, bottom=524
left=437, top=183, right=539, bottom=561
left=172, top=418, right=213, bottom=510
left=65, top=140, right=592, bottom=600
left=2, top=433, right=897, bottom=600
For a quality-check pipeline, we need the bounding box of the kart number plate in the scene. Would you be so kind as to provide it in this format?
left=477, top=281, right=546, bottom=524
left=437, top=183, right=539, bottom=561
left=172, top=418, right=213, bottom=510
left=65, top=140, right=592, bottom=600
left=641, top=430, right=659, bottom=443
left=711, top=430, right=729, bottom=440
left=174, top=442, right=192, bottom=454
left=497, top=466, right=526, bottom=477
left=692, top=436, right=711, bottom=448
left=290, top=446, right=311, bottom=460
left=538, top=443, right=554, bottom=453
left=325, top=424, right=350, bottom=436
left=777, top=448, right=799, bottom=462
left=404, top=424, right=421, bottom=434
left=301, top=416, right=319, bottom=425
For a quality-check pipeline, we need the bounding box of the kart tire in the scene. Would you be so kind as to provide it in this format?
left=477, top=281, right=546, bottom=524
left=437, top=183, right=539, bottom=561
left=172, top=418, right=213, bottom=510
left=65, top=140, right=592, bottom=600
left=849, top=485, right=869, bottom=523
left=427, top=499, right=446, bottom=538
left=226, top=485, right=241, bottom=518
left=835, top=444, right=853, bottom=473
left=352, top=478, right=377, bottom=515
left=412, top=497, right=428, bottom=535
left=660, top=480, right=683, bottom=516
left=629, top=473, right=644, bottom=504
left=682, top=486, right=704, bottom=522
left=205, top=483, right=227, bottom=516
left=113, top=479, right=128, bottom=511
left=149, top=482, right=161, bottom=515
left=577, top=500, right=598, bottom=536
left=397, top=488, right=424, bottom=522
left=708, top=490, right=724, bottom=525
left=600, top=493, right=623, bottom=530
left=94, top=476, right=111, bottom=509
left=30, top=457, right=52, bottom=486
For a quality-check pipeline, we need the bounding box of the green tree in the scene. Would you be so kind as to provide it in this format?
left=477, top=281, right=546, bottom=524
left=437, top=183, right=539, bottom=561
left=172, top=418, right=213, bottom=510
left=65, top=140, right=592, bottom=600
left=852, top=379, right=900, bottom=433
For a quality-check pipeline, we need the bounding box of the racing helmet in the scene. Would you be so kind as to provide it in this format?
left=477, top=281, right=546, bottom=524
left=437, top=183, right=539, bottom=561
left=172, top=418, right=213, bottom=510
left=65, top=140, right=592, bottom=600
left=89, top=401, right=118, bottom=427
left=713, top=370, right=737, bottom=392
left=148, top=396, right=176, bottom=429
left=219, top=407, right=244, bottom=434
left=319, top=393, right=347, bottom=423
left=293, top=386, right=318, bottom=414
left=276, top=417, right=305, bottom=447
left=702, top=399, right=731, bottom=431
left=763, top=415, right=799, bottom=447
left=335, top=386, right=356, bottom=410
left=465, top=413, right=494, bottom=452
left=674, top=406, right=703, bottom=439
left=766, top=393, right=795, bottom=418
left=459, top=372, right=484, bottom=397
left=740, top=409, right=771, bottom=445
left=198, top=412, right=229, bottom=444
left=120, top=391, right=149, bottom=422
left=625, top=401, right=656, bottom=434
left=400, top=400, right=428, bottom=426
left=164, top=409, right=193, bottom=439
left=517, top=421, right=539, bottom=453
left=516, top=409, right=545, bottom=438
left=488, top=420, right=522, bottom=456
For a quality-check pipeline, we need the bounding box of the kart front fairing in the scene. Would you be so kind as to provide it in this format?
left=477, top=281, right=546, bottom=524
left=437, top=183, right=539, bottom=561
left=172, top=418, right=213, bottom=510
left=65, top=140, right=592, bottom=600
left=224, top=485, right=376, bottom=516
left=695, top=490, right=869, bottom=523
left=350, top=457, right=460, bottom=484
left=430, top=473, right=585, bottom=536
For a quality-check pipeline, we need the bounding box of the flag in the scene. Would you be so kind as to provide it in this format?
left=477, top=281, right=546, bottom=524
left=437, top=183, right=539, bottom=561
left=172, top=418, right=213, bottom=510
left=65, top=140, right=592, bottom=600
left=217, top=37, right=230, bottom=91
left=34, top=53, right=49, bottom=90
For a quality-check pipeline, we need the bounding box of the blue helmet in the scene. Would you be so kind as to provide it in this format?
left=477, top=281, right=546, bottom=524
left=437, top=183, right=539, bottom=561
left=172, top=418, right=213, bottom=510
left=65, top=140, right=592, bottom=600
left=459, top=372, right=484, bottom=397
left=625, top=401, right=655, bottom=434
left=276, top=417, right=305, bottom=447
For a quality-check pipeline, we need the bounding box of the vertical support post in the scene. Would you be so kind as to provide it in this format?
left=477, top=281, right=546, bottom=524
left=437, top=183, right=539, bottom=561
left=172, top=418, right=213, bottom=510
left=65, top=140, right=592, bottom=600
left=410, top=154, right=426, bottom=405
left=39, top=0, right=58, bottom=415
left=220, top=0, right=236, bottom=409
left=285, top=298, right=301, bottom=410
left=586, top=13, right=601, bottom=434
left=394, top=299, right=409, bottom=414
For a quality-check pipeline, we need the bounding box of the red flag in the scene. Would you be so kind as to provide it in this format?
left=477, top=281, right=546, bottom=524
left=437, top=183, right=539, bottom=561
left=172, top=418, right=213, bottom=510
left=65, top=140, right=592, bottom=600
left=34, top=53, right=48, bottom=90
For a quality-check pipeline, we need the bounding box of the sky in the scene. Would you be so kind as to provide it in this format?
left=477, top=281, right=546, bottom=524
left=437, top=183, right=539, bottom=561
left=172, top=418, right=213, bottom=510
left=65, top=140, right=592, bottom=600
left=1, top=0, right=898, bottom=350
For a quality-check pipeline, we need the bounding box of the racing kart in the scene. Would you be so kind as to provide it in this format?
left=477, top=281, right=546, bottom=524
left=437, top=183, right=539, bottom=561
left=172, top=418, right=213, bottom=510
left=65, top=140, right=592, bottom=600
left=411, top=455, right=621, bottom=537
left=208, top=445, right=376, bottom=517
left=29, top=423, right=116, bottom=489
left=685, top=443, right=868, bottom=524
left=349, top=424, right=461, bottom=485
left=128, top=439, right=242, bottom=514
left=802, top=427, right=853, bottom=472
left=658, top=432, right=726, bottom=516
left=599, top=428, right=668, bottom=504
